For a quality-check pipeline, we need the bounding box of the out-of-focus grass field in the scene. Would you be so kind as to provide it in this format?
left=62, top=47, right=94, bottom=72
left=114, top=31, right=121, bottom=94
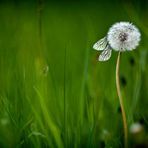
left=0, top=0, right=148, bottom=147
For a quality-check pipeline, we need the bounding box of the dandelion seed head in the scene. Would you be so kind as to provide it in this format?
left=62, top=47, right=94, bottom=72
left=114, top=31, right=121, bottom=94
left=107, top=22, right=141, bottom=51
left=130, top=122, right=143, bottom=134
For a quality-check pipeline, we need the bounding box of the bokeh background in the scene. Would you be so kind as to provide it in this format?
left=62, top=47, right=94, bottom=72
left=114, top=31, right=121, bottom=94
left=0, top=0, right=148, bottom=147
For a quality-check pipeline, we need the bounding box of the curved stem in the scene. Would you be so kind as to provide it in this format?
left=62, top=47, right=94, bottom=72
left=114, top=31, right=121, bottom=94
left=116, top=52, right=128, bottom=148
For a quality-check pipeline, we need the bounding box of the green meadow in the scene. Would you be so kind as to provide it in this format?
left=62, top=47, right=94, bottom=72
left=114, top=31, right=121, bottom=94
left=0, top=0, right=148, bottom=147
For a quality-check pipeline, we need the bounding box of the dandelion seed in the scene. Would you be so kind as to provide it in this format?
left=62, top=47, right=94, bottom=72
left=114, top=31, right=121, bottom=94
left=93, top=22, right=141, bottom=61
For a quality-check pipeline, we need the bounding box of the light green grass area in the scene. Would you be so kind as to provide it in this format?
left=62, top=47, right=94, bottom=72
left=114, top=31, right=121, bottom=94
left=0, top=0, right=148, bottom=147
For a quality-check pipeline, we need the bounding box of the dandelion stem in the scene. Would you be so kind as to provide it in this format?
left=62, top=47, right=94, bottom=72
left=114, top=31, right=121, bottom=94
left=116, top=52, right=128, bottom=148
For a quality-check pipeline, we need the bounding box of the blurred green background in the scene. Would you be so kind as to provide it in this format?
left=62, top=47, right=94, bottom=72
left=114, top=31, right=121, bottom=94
left=0, top=0, right=148, bottom=147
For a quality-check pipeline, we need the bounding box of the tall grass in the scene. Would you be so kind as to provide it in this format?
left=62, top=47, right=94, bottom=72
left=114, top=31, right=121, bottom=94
left=0, top=0, right=148, bottom=147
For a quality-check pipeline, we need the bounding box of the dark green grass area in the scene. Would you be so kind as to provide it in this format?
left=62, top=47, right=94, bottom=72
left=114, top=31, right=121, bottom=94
left=0, top=0, right=148, bottom=147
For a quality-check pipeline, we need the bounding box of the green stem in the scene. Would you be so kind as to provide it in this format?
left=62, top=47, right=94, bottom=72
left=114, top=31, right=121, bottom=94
left=116, top=52, right=128, bottom=148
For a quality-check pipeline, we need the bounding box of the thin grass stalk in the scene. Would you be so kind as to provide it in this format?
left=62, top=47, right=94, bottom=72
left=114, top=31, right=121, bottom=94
left=64, top=47, right=67, bottom=148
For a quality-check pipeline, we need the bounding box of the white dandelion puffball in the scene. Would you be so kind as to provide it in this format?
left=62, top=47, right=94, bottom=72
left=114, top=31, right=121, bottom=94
left=130, top=122, right=143, bottom=134
left=93, top=21, right=141, bottom=61
left=107, top=22, right=141, bottom=51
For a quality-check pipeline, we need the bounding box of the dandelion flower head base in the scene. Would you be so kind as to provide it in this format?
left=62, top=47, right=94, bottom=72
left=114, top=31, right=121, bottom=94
left=119, top=32, right=128, bottom=42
